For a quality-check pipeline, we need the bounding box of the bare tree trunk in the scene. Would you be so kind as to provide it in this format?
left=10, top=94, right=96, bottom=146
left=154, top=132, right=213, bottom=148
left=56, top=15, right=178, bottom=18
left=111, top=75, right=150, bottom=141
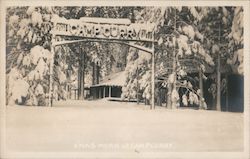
left=145, top=98, right=149, bottom=105
left=92, top=62, right=96, bottom=85
left=216, top=25, right=221, bottom=111
left=157, top=86, right=162, bottom=106
left=91, top=62, right=95, bottom=99
left=167, top=85, right=172, bottom=109
left=226, top=74, right=229, bottom=111
left=136, top=67, right=139, bottom=105
left=96, top=65, right=100, bottom=84
left=199, top=69, right=204, bottom=109
left=93, top=62, right=99, bottom=85
left=151, top=42, right=155, bottom=109
left=216, top=54, right=221, bottom=111
left=171, top=8, right=177, bottom=109
left=68, top=85, right=71, bottom=99
left=171, top=57, right=177, bottom=109
left=78, top=61, right=82, bottom=100
left=48, top=43, right=55, bottom=107
left=80, top=51, right=85, bottom=100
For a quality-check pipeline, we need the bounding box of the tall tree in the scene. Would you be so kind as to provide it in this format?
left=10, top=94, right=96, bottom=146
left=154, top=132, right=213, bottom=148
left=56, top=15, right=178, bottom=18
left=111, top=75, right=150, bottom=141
left=200, top=7, right=238, bottom=110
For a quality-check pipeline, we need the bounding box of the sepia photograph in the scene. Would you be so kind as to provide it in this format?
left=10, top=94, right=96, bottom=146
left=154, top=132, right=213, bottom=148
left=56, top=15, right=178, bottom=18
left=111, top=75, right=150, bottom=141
left=0, top=1, right=249, bottom=158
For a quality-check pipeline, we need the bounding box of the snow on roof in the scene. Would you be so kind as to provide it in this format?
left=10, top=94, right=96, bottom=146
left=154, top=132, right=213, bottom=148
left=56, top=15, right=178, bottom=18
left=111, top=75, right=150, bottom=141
left=51, top=14, right=131, bottom=25
left=91, top=71, right=126, bottom=87
left=80, top=17, right=131, bottom=25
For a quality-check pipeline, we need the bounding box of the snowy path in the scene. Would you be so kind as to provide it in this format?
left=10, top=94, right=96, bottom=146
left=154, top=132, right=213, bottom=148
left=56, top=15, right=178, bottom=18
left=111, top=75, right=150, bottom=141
left=5, top=99, right=243, bottom=153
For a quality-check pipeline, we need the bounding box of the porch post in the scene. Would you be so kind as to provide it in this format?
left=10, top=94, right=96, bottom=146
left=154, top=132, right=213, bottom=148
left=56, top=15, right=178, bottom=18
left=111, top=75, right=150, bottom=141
left=99, top=87, right=101, bottom=99
left=93, top=87, right=96, bottom=99
left=66, top=85, right=69, bottom=99
left=103, top=87, right=106, bottom=98
left=69, top=85, right=71, bottom=99
left=109, top=86, right=112, bottom=98
left=75, top=89, right=77, bottom=100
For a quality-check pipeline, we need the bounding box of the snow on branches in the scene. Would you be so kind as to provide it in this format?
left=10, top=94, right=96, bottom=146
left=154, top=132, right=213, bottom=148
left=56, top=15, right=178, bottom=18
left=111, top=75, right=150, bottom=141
left=162, top=7, right=214, bottom=108
left=5, top=6, right=242, bottom=108
left=31, top=11, right=43, bottom=27
left=6, top=45, right=52, bottom=106
left=6, top=67, right=29, bottom=105
left=227, top=7, right=244, bottom=75
left=229, top=7, right=243, bottom=45
left=9, top=15, right=19, bottom=27
left=122, top=47, right=152, bottom=101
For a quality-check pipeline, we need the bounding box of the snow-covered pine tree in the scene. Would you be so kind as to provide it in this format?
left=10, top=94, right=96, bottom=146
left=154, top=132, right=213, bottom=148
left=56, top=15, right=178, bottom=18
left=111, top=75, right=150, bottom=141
left=227, top=7, right=243, bottom=75
left=122, top=7, right=215, bottom=108
left=199, top=7, right=237, bottom=110
left=155, top=7, right=215, bottom=109
left=121, top=7, right=164, bottom=104
left=6, top=7, right=54, bottom=105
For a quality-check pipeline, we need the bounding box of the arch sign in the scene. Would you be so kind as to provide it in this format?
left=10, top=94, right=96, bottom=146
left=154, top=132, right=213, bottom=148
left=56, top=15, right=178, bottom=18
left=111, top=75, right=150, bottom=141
left=49, top=16, right=156, bottom=109
left=50, top=16, right=155, bottom=42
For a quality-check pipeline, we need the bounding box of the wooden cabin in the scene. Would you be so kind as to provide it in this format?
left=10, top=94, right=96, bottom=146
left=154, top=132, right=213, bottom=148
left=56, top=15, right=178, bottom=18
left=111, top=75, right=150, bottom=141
left=89, top=71, right=126, bottom=100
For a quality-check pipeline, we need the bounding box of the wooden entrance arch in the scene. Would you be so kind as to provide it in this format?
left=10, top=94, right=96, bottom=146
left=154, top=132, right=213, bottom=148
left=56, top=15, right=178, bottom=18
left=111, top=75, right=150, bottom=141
left=49, top=17, right=156, bottom=109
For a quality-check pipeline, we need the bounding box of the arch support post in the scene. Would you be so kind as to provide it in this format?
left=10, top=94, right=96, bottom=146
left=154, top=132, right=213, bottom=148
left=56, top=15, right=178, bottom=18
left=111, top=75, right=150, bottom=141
left=48, top=43, right=55, bottom=107
left=151, top=32, right=155, bottom=110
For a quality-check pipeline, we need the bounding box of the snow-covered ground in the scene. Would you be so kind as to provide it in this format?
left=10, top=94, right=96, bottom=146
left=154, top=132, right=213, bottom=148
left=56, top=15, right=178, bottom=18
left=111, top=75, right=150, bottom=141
left=5, top=99, right=243, bottom=153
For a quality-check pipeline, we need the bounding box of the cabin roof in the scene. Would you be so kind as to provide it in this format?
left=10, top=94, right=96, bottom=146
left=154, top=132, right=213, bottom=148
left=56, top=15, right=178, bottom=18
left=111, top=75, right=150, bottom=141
left=91, top=71, right=126, bottom=87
